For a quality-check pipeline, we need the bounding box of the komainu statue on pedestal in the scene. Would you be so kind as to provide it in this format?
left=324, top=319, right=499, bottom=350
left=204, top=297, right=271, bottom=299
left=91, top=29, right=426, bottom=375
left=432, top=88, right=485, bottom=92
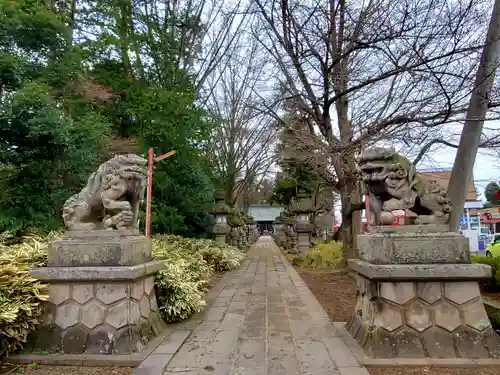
left=62, top=154, right=147, bottom=230
left=358, top=147, right=452, bottom=225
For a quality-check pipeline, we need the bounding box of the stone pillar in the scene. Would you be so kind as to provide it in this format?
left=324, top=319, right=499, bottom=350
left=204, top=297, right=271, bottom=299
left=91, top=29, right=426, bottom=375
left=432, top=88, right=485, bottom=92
left=246, top=225, right=253, bottom=244
left=288, top=225, right=298, bottom=254
left=291, top=189, right=314, bottom=258
left=295, top=218, right=313, bottom=258
left=253, top=224, right=260, bottom=242
left=213, top=219, right=230, bottom=245
left=346, top=225, right=500, bottom=359
left=273, top=216, right=287, bottom=248
left=239, top=225, right=247, bottom=249
left=29, top=230, right=165, bottom=355
left=230, top=226, right=239, bottom=247
left=211, top=191, right=231, bottom=245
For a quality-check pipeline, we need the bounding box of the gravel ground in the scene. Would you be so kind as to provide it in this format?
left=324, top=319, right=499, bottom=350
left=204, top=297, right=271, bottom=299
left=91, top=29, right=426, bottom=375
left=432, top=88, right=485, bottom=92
left=295, top=267, right=500, bottom=375
left=0, top=363, right=15, bottom=375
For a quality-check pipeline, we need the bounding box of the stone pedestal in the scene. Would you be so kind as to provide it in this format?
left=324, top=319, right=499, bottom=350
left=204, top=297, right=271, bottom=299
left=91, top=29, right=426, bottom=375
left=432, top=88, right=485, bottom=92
left=29, top=230, right=166, bottom=355
left=213, top=223, right=230, bottom=245
left=288, top=227, right=298, bottom=254
left=347, top=225, right=500, bottom=359
left=295, top=222, right=313, bottom=258
left=230, top=227, right=239, bottom=247
left=239, top=226, right=247, bottom=248
left=273, top=228, right=287, bottom=248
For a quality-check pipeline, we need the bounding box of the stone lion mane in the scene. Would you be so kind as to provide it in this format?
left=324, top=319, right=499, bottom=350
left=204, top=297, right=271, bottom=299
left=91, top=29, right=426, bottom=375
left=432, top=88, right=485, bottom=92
left=62, top=154, right=148, bottom=230
left=358, top=147, right=452, bottom=226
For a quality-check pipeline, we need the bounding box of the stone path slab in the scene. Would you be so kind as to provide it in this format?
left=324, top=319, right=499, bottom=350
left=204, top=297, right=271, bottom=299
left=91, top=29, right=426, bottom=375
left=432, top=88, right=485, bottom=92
left=133, top=236, right=370, bottom=375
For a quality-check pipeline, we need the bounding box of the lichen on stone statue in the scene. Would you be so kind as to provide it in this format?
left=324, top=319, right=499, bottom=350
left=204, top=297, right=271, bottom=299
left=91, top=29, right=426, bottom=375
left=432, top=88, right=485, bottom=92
left=62, top=154, right=148, bottom=230
left=358, top=147, right=452, bottom=225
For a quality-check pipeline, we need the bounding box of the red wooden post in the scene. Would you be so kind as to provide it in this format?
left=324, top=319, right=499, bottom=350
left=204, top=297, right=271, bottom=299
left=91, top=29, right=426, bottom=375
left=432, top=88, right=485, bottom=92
left=145, top=148, right=154, bottom=238
left=144, top=149, right=176, bottom=238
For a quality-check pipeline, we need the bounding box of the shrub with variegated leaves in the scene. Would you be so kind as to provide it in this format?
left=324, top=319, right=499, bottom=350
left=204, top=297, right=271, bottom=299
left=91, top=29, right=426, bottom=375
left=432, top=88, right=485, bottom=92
left=0, top=233, right=55, bottom=358
left=152, top=235, right=244, bottom=322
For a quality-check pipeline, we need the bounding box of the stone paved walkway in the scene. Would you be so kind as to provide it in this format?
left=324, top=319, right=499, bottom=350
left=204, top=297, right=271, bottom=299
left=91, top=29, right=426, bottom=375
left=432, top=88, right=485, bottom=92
left=134, top=236, right=369, bottom=375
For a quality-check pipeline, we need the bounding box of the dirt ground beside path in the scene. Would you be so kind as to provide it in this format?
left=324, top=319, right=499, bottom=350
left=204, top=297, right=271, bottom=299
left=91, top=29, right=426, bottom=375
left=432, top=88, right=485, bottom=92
left=8, top=365, right=134, bottom=375
left=368, top=368, right=500, bottom=375
left=295, top=267, right=500, bottom=375
left=295, top=268, right=356, bottom=322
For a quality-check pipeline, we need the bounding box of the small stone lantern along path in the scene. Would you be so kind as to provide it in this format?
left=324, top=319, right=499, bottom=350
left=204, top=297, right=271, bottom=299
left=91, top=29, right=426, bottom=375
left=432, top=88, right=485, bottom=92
left=134, top=236, right=370, bottom=375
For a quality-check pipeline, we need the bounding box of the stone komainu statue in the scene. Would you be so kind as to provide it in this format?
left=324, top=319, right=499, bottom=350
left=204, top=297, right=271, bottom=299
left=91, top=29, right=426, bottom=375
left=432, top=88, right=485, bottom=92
left=358, top=147, right=452, bottom=226
left=62, top=154, right=147, bottom=230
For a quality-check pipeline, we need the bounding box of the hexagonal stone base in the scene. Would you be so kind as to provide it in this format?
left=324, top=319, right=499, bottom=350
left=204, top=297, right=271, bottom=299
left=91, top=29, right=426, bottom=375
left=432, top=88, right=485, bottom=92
left=29, top=277, right=165, bottom=354
left=346, top=273, right=500, bottom=358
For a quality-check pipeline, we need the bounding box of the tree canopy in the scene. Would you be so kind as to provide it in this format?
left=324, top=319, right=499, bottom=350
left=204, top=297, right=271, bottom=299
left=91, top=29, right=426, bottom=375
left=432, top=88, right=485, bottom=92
left=0, top=0, right=216, bottom=236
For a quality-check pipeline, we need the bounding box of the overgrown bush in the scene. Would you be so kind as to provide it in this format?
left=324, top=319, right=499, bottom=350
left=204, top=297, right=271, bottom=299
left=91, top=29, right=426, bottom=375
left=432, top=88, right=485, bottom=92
left=472, top=256, right=500, bottom=291
left=152, top=235, right=244, bottom=322
left=301, top=241, right=343, bottom=268
left=0, top=233, right=55, bottom=358
left=0, top=232, right=244, bottom=357
left=284, top=241, right=343, bottom=268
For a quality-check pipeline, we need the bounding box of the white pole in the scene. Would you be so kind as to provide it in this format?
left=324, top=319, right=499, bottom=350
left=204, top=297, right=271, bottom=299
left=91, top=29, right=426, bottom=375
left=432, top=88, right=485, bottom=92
left=466, top=208, right=471, bottom=230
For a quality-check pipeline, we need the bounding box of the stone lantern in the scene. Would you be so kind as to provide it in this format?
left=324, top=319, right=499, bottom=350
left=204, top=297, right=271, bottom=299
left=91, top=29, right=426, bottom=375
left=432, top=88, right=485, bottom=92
left=273, top=215, right=287, bottom=247
left=211, top=191, right=231, bottom=245
left=290, top=188, right=314, bottom=258
left=228, top=213, right=242, bottom=248
left=246, top=215, right=256, bottom=244
left=283, top=211, right=297, bottom=253
left=238, top=215, right=248, bottom=249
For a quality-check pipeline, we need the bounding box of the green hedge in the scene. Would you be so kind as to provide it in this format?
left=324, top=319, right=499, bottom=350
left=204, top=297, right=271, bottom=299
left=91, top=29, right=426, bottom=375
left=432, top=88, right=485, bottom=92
left=0, top=232, right=244, bottom=358
left=283, top=241, right=343, bottom=268
left=472, top=256, right=500, bottom=290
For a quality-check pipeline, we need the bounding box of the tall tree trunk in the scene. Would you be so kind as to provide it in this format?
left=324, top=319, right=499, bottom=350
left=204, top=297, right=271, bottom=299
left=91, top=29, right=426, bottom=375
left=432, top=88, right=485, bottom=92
left=116, top=0, right=133, bottom=75
left=338, top=164, right=362, bottom=262
left=448, top=0, right=500, bottom=231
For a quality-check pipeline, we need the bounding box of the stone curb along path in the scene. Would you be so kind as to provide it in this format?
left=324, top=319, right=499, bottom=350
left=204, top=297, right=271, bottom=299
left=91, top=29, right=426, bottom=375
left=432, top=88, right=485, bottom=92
left=133, top=236, right=371, bottom=375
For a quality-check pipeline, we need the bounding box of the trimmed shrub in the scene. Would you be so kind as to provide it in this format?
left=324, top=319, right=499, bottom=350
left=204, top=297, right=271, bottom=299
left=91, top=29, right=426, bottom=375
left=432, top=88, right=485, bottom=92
left=152, top=235, right=244, bottom=322
left=301, top=241, right=343, bottom=268
left=281, top=241, right=343, bottom=268
left=0, top=233, right=55, bottom=358
left=472, top=255, right=500, bottom=291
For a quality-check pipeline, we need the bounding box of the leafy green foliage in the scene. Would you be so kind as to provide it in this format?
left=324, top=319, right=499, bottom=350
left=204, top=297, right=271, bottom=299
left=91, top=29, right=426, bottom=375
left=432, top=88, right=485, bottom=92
left=0, top=0, right=111, bottom=234
left=0, top=0, right=216, bottom=237
left=283, top=241, right=343, bottom=268
left=0, top=81, right=109, bottom=233
left=301, top=241, right=343, bottom=268
left=472, top=256, right=500, bottom=291
left=152, top=234, right=244, bottom=322
left=88, top=49, right=215, bottom=238
left=142, top=98, right=215, bottom=237
left=272, top=165, right=320, bottom=206
left=0, top=232, right=244, bottom=356
left=0, top=233, right=54, bottom=357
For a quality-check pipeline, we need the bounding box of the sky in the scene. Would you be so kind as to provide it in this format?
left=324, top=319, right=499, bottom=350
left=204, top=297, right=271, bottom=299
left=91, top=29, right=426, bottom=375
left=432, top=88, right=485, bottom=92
left=424, top=148, right=500, bottom=202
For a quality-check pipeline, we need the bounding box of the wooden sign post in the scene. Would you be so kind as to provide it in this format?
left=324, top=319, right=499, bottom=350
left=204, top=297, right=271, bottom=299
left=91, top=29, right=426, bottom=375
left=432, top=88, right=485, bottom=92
left=145, top=148, right=176, bottom=238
